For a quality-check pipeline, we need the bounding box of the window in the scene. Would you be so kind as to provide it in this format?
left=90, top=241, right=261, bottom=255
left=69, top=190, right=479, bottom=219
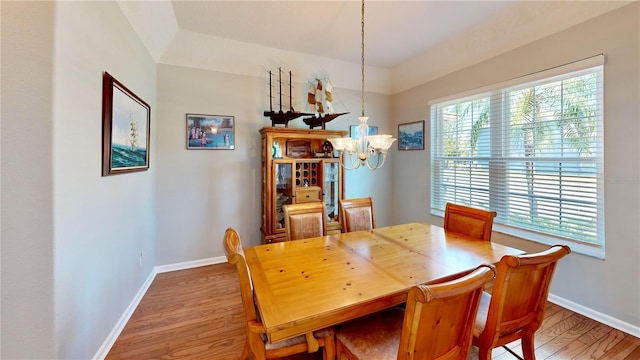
left=430, top=56, right=604, bottom=258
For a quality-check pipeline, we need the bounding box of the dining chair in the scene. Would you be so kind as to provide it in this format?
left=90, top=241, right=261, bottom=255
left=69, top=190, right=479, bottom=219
left=283, top=202, right=327, bottom=241
left=339, top=197, right=376, bottom=232
left=223, top=227, right=335, bottom=360
left=443, top=202, right=497, bottom=241
left=335, top=264, right=496, bottom=360
left=473, top=245, right=571, bottom=360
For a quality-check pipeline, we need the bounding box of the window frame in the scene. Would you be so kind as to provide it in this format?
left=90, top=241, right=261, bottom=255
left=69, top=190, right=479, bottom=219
left=429, top=55, right=605, bottom=259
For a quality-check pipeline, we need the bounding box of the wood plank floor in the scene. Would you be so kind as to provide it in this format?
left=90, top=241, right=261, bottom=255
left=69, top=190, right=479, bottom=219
left=106, top=263, right=640, bottom=360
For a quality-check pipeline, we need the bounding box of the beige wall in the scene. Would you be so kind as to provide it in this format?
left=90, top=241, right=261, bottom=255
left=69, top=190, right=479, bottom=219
left=155, top=64, right=395, bottom=265
left=52, top=2, right=158, bottom=358
left=391, top=2, right=640, bottom=331
left=2, top=1, right=157, bottom=358
left=1, top=2, right=56, bottom=358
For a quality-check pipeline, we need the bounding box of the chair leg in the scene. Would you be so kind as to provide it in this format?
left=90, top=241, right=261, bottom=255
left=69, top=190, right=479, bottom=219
left=477, top=345, right=492, bottom=360
left=247, top=332, right=267, bottom=360
left=522, top=332, right=536, bottom=360
left=240, top=339, right=250, bottom=359
left=323, top=335, right=336, bottom=360
left=335, top=339, right=347, bottom=360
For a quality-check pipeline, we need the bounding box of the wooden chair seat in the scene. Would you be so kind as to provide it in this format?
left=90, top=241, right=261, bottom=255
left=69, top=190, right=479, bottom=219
left=335, top=265, right=496, bottom=360
left=264, top=327, right=335, bottom=351
left=336, top=307, right=405, bottom=359
left=339, top=197, right=376, bottom=232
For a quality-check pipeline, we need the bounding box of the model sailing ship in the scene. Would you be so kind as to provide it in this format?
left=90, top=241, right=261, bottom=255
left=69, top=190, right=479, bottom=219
left=263, top=68, right=348, bottom=129
left=303, top=77, right=349, bottom=129
left=263, top=68, right=312, bottom=127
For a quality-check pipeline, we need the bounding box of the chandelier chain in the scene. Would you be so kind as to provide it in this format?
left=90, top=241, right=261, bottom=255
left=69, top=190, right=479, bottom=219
left=361, top=0, right=365, bottom=117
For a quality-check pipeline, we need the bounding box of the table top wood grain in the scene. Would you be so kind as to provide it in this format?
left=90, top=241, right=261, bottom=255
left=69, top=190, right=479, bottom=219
left=244, top=222, right=524, bottom=342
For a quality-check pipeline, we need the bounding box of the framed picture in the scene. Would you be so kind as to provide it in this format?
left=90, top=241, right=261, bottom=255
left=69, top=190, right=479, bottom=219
left=350, top=125, right=378, bottom=140
left=186, top=114, right=235, bottom=150
left=102, top=72, right=151, bottom=176
left=398, top=120, right=425, bottom=150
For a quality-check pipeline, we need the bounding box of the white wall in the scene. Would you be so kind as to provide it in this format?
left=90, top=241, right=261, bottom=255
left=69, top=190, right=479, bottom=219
left=391, top=2, right=640, bottom=330
left=2, top=1, right=157, bottom=358
left=155, top=64, right=394, bottom=265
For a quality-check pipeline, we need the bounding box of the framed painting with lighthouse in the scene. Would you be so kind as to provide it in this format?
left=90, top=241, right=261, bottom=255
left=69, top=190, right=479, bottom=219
left=101, top=72, right=151, bottom=176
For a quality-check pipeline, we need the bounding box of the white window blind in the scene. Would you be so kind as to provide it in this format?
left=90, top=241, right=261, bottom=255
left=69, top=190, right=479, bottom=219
left=430, top=55, right=605, bottom=258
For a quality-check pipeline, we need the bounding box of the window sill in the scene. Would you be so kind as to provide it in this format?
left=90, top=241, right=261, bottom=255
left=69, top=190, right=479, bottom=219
left=493, top=224, right=605, bottom=260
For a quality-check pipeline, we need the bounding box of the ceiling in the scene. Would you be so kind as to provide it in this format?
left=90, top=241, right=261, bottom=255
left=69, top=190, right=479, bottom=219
left=170, top=0, right=516, bottom=68
left=118, top=1, right=630, bottom=93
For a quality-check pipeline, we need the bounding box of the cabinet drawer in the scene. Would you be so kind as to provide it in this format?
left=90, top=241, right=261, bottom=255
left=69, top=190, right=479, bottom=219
left=296, top=186, right=322, bottom=203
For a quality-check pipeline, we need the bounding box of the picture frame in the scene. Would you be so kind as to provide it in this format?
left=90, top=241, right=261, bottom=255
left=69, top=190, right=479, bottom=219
left=350, top=125, right=378, bottom=140
left=398, top=120, right=425, bottom=150
left=102, top=72, right=151, bottom=176
left=186, top=114, right=235, bottom=150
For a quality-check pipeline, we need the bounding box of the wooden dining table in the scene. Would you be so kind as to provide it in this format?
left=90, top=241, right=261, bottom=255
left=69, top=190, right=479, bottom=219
left=244, top=222, right=524, bottom=343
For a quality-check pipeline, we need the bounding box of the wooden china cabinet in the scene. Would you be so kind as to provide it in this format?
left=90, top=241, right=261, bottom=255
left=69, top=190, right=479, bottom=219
left=259, top=126, right=347, bottom=243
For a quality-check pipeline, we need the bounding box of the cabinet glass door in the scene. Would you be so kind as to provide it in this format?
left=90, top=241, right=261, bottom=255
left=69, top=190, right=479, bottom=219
left=323, top=161, right=340, bottom=225
left=274, top=162, right=292, bottom=231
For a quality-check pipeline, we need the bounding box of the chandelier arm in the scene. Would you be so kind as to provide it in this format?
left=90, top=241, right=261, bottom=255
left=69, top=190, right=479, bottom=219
left=379, top=152, right=388, bottom=168
left=346, top=151, right=361, bottom=170
left=367, top=151, right=390, bottom=171
left=365, top=152, right=382, bottom=171
left=337, top=150, right=361, bottom=171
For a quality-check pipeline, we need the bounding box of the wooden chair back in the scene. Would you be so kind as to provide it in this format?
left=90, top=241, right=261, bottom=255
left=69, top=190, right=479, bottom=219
left=283, top=202, right=327, bottom=241
left=339, top=197, right=376, bottom=232
left=223, top=228, right=258, bottom=327
left=474, top=245, right=571, bottom=360
left=223, top=227, right=262, bottom=359
left=443, top=202, right=497, bottom=241
left=398, top=265, right=496, bottom=360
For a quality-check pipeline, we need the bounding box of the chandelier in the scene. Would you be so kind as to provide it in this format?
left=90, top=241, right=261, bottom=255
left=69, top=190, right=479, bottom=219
left=328, top=0, right=396, bottom=170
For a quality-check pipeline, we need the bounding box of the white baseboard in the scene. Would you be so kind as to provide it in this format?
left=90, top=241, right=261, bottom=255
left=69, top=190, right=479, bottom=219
left=155, top=256, right=227, bottom=273
left=92, top=256, right=227, bottom=360
left=93, top=268, right=158, bottom=360
left=548, top=293, right=640, bottom=337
